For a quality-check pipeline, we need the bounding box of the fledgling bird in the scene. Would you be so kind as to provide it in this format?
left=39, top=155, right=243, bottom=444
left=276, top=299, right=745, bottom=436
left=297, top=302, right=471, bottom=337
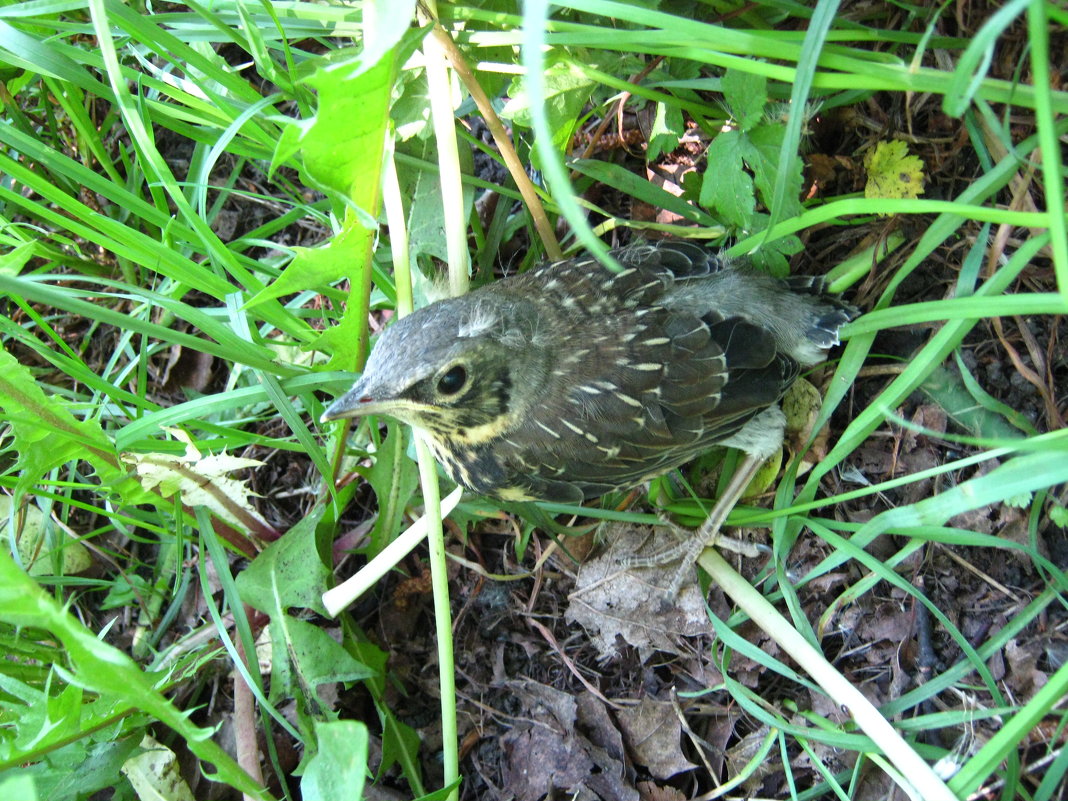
left=323, top=239, right=855, bottom=590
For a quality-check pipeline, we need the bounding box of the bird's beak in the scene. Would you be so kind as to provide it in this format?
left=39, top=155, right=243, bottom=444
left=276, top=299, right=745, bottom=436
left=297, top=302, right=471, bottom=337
left=321, top=379, right=378, bottom=423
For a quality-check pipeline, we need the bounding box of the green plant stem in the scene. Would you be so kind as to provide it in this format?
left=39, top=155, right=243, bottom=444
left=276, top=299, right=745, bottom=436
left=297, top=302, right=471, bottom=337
left=415, top=436, right=459, bottom=800
left=424, top=28, right=470, bottom=297
left=699, top=548, right=957, bottom=801
left=521, top=0, right=621, bottom=271
left=430, top=24, right=563, bottom=261
left=1025, top=0, right=1068, bottom=295
left=391, top=30, right=462, bottom=796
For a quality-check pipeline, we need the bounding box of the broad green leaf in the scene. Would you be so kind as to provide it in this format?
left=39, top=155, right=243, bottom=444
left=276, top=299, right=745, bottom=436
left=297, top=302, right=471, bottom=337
left=301, top=58, right=394, bottom=202
left=21, top=736, right=140, bottom=801
left=742, top=213, right=801, bottom=276
left=250, top=53, right=395, bottom=308
left=0, top=774, right=38, bottom=801
left=699, top=129, right=753, bottom=227
left=746, top=123, right=803, bottom=221
left=0, top=550, right=267, bottom=798
left=502, top=57, right=595, bottom=153
left=301, top=720, right=369, bottom=801
left=236, top=504, right=330, bottom=616
left=398, top=134, right=475, bottom=284
left=284, top=618, right=378, bottom=689
left=722, top=68, right=767, bottom=131
left=392, top=69, right=434, bottom=141
left=646, top=100, right=685, bottom=162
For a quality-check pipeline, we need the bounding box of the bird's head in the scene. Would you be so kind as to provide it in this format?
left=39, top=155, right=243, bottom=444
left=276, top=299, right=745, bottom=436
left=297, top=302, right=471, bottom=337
left=321, top=294, right=544, bottom=445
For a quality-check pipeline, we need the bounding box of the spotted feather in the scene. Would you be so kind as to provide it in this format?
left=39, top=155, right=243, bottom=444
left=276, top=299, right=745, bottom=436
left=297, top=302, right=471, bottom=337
left=323, top=240, right=857, bottom=505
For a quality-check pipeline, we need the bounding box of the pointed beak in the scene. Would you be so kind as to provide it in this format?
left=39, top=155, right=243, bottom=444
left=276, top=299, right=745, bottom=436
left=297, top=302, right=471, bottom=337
left=321, top=379, right=379, bottom=423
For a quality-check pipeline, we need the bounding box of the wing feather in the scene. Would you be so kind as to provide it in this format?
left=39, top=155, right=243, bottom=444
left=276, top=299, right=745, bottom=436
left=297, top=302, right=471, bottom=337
left=478, top=244, right=811, bottom=502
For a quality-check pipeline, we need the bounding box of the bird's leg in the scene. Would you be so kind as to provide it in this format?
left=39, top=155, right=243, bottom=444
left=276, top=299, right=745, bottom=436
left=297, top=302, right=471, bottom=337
left=624, top=452, right=769, bottom=595
left=662, top=452, right=768, bottom=596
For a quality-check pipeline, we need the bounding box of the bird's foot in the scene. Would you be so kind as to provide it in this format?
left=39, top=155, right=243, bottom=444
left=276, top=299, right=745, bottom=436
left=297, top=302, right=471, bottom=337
left=622, top=517, right=768, bottom=599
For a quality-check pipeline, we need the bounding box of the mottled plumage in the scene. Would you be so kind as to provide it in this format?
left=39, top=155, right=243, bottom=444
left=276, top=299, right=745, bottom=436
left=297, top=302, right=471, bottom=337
left=323, top=240, right=855, bottom=508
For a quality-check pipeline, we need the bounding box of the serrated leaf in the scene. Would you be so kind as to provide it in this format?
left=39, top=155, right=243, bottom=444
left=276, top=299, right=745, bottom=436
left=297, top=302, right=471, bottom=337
left=301, top=57, right=394, bottom=201
left=1051, top=504, right=1068, bottom=528
left=647, top=101, right=684, bottom=162
left=236, top=503, right=330, bottom=616
left=1005, top=491, right=1033, bottom=509
left=863, top=139, right=925, bottom=202
left=271, top=224, right=376, bottom=308
left=722, top=68, right=767, bottom=131
left=746, top=123, right=803, bottom=220
left=0, top=550, right=265, bottom=796
left=0, top=672, right=80, bottom=756
left=121, top=431, right=269, bottom=535
left=249, top=50, right=396, bottom=309
left=0, top=345, right=151, bottom=506
left=700, top=129, right=754, bottom=226
left=312, top=298, right=373, bottom=372
left=501, top=57, right=594, bottom=153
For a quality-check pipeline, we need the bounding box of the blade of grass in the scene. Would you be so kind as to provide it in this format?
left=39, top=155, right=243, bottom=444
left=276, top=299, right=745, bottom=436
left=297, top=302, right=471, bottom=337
left=521, top=0, right=621, bottom=270
left=700, top=550, right=958, bottom=801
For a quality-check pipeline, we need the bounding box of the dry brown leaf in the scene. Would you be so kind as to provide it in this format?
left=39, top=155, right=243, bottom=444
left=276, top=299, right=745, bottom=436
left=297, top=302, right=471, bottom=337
left=501, top=681, right=637, bottom=801
left=566, top=525, right=713, bottom=660
left=616, top=697, right=697, bottom=780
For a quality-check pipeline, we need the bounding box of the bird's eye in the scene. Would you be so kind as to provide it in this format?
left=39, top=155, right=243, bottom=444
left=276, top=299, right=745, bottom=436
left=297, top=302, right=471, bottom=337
left=437, top=364, right=468, bottom=396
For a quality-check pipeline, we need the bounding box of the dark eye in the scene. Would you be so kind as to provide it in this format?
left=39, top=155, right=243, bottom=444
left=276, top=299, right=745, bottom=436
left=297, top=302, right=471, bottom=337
left=437, top=364, right=467, bottom=396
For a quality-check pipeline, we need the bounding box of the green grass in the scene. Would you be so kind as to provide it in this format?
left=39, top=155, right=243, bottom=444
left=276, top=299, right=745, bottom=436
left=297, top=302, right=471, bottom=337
left=1, top=1, right=1066, bottom=800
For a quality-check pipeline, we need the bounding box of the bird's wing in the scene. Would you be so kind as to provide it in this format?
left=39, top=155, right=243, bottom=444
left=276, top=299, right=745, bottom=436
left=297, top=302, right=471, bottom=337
left=492, top=249, right=800, bottom=502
